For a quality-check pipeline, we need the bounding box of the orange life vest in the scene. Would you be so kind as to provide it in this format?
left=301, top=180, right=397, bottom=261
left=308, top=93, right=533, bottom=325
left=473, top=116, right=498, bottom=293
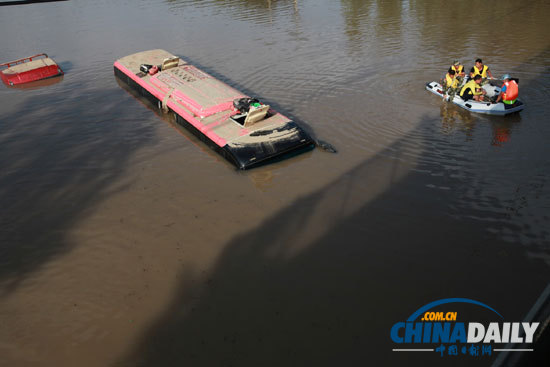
left=502, top=80, right=518, bottom=101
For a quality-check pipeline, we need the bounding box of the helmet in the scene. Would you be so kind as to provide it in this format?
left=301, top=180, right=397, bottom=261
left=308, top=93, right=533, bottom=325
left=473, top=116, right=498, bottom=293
left=500, top=74, right=511, bottom=80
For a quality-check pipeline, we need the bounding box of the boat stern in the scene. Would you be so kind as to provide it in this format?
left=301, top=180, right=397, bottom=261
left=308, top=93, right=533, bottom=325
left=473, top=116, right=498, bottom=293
left=222, top=121, right=315, bottom=169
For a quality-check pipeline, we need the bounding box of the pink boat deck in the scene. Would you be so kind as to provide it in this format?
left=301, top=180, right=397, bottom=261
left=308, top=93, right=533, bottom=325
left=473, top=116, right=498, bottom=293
left=114, top=49, right=294, bottom=148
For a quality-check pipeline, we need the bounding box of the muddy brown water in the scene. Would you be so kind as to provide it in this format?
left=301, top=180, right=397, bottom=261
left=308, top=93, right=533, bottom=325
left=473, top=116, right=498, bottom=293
left=1, top=1, right=549, bottom=366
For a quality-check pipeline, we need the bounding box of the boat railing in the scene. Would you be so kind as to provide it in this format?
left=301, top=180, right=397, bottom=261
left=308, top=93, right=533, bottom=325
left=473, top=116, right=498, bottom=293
left=0, top=53, right=49, bottom=69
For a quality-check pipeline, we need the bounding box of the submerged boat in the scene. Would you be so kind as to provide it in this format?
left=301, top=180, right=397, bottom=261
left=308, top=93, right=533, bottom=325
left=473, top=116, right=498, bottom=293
left=1, top=53, right=63, bottom=86
left=114, top=49, right=315, bottom=169
left=425, top=80, right=524, bottom=115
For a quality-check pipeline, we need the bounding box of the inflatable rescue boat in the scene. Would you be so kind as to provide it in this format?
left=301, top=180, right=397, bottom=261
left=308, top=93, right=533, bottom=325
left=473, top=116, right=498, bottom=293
left=114, top=49, right=314, bottom=169
left=426, top=81, right=524, bottom=115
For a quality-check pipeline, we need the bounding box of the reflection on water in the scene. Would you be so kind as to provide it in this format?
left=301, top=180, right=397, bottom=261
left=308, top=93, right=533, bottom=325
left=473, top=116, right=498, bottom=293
left=166, top=0, right=301, bottom=24
left=340, top=0, right=372, bottom=53
left=439, top=102, right=522, bottom=148
left=439, top=103, right=475, bottom=137
left=491, top=125, right=511, bottom=147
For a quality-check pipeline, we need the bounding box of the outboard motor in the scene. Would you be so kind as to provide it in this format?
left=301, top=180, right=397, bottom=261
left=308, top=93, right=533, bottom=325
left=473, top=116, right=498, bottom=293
left=233, top=97, right=260, bottom=113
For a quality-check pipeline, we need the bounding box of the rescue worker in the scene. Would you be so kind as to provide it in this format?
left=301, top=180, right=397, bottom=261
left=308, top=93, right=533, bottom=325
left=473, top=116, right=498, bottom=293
left=442, top=68, right=459, bottom=99
left=451, top=60, right=465, bottom=79
left=495, top=74, right=518, bottom=104
left=464, top=67, right=476, bottom=82
left=460, top=75, right=486, bottom=101
left=472, top=58, right=494, bottom=79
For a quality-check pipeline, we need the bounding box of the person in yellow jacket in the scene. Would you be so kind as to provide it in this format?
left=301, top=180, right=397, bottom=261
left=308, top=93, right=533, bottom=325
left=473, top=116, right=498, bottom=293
left=473, top=58, right=494, bottom=79
left=445, top=69, right=459, bottom=88
left=451, top=60, right=465, bottom=79
left=460, top=75, right=486, bottom=101
left=442, top=68, right=459, bottom=99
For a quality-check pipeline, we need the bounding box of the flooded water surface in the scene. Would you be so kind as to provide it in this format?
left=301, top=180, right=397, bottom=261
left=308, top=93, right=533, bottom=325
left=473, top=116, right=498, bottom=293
left=1, top=0, right=550, bottom=366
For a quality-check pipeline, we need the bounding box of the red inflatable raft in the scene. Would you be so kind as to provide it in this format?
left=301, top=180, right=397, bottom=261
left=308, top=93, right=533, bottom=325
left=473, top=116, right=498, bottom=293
left=0, top=53, right=63, bottom=86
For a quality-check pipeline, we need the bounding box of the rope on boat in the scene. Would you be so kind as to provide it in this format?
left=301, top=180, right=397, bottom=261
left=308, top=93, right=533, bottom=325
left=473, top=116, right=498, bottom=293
left=161, top=88, right=175, bottom=112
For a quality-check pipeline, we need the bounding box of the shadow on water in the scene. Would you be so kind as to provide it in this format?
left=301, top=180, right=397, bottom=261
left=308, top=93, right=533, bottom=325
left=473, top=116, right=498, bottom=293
left=115, top=110, right=549, bottom=367
left=113, top=32, right=550, bottom=365
left=0, top=79, right=157, bottom=294
left=56, top=60, right=74, bottom=74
